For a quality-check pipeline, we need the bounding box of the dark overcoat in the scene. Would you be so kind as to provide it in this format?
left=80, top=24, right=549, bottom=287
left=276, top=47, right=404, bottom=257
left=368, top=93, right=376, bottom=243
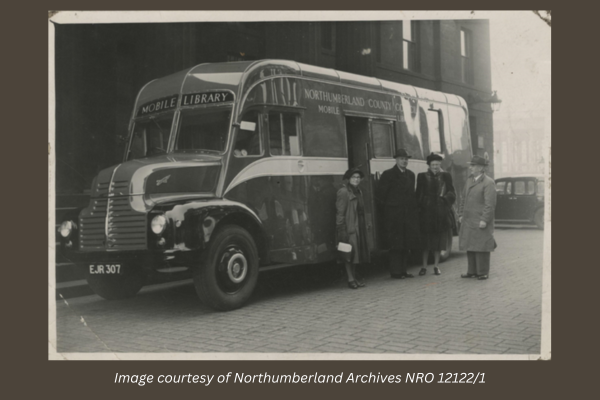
left=416, top=170, right=456, bottom=234
left=376, top=165, right=421, bottom=250
left=458, top=174, right=497, bottom=252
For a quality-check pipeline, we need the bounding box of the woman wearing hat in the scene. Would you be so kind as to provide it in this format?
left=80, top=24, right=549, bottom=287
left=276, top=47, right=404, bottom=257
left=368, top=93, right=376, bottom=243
left=336, top=167, right=370, bottom=289
left=416, top=153, right=456, bottom=276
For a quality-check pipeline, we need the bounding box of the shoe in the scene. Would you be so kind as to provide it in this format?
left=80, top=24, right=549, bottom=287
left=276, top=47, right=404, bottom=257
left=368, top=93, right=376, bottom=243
left=348, top=281, right=360, bottom=289
left=356, top=279, right=366, bottom=287
left=477, top=275, right=488, bottom=280
left=403, top=273, right=414, bottom=278
left=434, top=267, right=441, bottom=276
left=391, top=274, right=404, bottom=279
left=419, top=268, right=427, bottom=276
left=461, top=273, right=477, bottom=278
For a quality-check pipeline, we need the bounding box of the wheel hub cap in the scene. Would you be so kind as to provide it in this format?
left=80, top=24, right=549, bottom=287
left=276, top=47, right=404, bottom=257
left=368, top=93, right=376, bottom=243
left=227, top=252, right=247, bottom=283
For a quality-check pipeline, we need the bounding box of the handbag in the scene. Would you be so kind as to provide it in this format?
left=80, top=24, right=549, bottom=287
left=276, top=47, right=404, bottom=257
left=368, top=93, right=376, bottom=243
left=337, top=242, right=353, bottom=263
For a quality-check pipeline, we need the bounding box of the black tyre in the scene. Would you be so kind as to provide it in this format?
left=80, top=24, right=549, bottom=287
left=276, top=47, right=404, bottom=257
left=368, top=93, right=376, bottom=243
left=86, top=268, right=145, bottom=300
left=534, top=208, right=545, bottom=229
left=439, top=230, right=453, bottom=262
left=194, top=225, right=259, bottom=311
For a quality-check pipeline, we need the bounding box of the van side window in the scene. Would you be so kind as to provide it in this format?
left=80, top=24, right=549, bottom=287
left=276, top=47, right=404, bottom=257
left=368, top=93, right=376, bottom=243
left=235, top=110, right=262, bottom=157
left=269, top=112, right=301, bottom=156
left=372, top=121, right=394, bottom=158
left=427, top=110, right=443, bottom=153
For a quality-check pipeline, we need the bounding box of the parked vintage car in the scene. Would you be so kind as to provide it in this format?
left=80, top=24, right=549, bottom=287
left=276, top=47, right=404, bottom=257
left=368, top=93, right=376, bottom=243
left=494, top=175, right=545, bottom=229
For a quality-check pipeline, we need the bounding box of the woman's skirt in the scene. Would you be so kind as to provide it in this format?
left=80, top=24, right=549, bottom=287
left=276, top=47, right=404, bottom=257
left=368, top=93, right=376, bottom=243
left=422, top=230, right=449, bottom=251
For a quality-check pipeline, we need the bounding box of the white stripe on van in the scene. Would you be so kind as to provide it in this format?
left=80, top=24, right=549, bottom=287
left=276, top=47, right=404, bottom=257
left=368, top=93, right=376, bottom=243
left=224, top=157, right=348, bottom=195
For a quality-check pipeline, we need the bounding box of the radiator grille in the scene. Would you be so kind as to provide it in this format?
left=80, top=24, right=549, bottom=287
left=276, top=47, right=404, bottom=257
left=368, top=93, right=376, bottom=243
left=79, top=196, right=147, bottom=251
left=106, top=196, right=147, bottom=250
left=79, top=198, right=108, bottom=250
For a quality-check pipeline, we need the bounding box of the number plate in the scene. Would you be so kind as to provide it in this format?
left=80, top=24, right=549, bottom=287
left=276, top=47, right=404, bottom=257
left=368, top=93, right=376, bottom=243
left=89, top=264, right=122, bottom=274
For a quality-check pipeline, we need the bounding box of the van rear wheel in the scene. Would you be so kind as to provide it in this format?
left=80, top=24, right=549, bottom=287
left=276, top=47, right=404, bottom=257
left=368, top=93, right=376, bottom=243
left=194, top=225, right=259, bottom=311
left=86, top=269, right=145, bottom=300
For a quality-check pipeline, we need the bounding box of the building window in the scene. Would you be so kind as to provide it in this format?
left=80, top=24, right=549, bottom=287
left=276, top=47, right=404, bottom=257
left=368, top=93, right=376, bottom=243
left=378, top=21, right=419, bottom=72
left=320, top=23, right=335, bottom=52
left=460, top=28, right=474, bottom=84
left=469, top=116, right=478, bottom=153
left=402, top=21, right=418, bottom=71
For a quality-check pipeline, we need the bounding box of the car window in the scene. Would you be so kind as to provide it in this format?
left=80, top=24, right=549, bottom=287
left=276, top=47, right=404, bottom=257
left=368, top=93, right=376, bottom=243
left=526, top=180, right=535, bottom=195
left=537, top=180, right=545, bottom=196
left=514, top=180, right=525, bottom=195
left=495, top=181, right=506, bottom=194
left=505, top=181, right=512, bottom=195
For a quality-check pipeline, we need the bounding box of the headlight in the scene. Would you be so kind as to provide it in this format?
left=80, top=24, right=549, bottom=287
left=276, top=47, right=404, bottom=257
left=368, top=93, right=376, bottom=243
left=151, top=215, right=167, bottom=234
left=59, top=221, right=73, bottom=238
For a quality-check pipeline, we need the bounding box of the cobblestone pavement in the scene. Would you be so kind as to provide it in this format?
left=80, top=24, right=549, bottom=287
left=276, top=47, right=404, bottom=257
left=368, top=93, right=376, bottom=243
left=54, top=228, right=544, bottom=355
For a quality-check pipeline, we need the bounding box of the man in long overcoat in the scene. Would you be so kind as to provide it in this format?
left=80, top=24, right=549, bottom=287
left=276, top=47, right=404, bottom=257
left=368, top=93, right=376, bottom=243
left=458, top=155, right=497, bottom=280
left=376, top=149, right=421, bottom=278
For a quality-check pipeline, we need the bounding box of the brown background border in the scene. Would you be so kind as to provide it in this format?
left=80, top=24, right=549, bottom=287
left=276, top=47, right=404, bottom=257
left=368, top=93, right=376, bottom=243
left=9, top=0, right=586, bottom=397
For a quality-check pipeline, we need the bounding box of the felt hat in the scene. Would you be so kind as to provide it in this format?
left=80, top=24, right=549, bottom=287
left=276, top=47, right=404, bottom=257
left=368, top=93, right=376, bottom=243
left=393, top=148, right=412, bottom=158
left=469, top=155, right=489, bottom=166
left=343, top=167, right=365, bottom=181
left=426, top=152, right=444, bottom=164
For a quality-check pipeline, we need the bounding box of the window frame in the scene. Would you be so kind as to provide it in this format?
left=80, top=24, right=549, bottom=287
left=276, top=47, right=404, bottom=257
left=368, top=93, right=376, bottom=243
left=426, top=109, right=446, bottom=155
left=233, top=108, right=264, bottom=158
left=402, top=20, right=419, bottom=72
left=266, top=108, right=304, bottom=157
left=513, top=180, right=527, bottom=196
left=320, top=22, right=336, bottom=54
left=370, top=119, right=396, bottom=159
left=460, top=28, right=474, bottom=85
left=127, top=112, right=176, bottom=160
left=495, top=181, right=507, bottom=195
left=173, top=105, right=233, bottom=155
left=377, top=21, right=420, bottom=73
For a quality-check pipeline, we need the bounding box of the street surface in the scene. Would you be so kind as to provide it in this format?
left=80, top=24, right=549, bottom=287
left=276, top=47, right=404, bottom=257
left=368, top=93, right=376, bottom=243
left=54, top=227, right=544, bottom=355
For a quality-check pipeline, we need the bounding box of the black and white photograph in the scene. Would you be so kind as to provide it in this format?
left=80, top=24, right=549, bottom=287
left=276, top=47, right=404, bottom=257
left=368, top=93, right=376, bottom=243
left=49, top=10, right=551, bottom=360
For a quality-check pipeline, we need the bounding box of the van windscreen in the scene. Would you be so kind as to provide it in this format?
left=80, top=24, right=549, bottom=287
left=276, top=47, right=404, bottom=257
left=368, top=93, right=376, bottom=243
left=129, top=114, right=174, bottom=160
left=175, top=107, right=231, bottom=154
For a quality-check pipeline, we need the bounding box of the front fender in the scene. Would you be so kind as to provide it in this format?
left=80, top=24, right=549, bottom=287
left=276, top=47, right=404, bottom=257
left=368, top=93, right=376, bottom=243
left=153, top=199, right=263, bottom=253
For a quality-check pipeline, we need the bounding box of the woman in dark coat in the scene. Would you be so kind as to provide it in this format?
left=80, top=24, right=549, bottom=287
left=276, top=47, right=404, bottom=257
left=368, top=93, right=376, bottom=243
left=336, top=168, right=369, bottom=289
left=416, top=153, right=456, bottom=275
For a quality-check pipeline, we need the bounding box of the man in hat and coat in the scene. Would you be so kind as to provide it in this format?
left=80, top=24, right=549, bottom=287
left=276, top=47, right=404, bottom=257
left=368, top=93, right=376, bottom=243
left=458, top=155, right=497, bottom=280
left=376, top=149, right=421, bottom=278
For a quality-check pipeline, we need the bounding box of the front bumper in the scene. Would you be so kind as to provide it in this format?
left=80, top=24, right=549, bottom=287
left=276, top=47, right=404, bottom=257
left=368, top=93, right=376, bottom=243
left=61, top=247, right=203, bottom=274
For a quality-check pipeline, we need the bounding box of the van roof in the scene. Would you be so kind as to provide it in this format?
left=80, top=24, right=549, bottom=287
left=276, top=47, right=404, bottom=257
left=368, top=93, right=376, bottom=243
left=134, top=59, right=467, bottom=115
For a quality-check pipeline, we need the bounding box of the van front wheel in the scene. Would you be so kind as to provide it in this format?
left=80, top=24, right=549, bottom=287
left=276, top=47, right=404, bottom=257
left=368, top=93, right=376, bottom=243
left=194, top=225, right=259, bottom=311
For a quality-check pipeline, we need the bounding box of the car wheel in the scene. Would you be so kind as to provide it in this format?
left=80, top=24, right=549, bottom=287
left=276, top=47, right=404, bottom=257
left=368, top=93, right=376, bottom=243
left=85, top=268, right=145, bottom=300
left=534, top=208, right=545, bottom=229
left=194, top=225, right=259, bottom=311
